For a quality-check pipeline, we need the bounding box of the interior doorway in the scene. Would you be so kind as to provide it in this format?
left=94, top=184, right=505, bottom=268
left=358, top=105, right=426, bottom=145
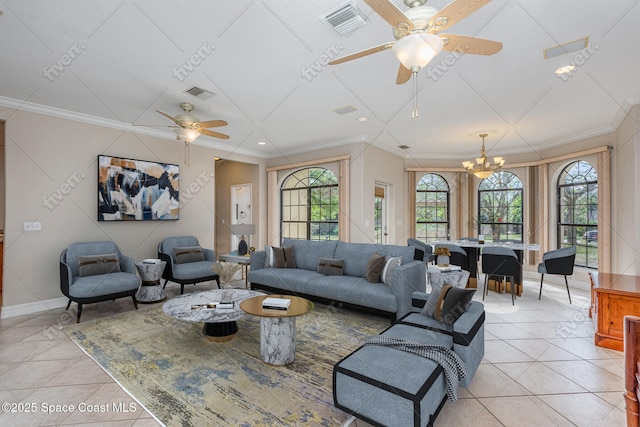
left=231, top=184, right=252, bottom=251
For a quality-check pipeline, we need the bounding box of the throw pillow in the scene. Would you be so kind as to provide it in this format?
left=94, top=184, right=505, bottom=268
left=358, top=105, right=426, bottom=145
left=173, top=246, right=205, bottom=264
left=78, top=253, right=121, bottom=277
left=433, top=285, right=476, bottom=325
left=271, top=246, right=296, bottom=268
left=317, top=258, right=345, bottom=276
left=364, top=253, right=386, bottom=283
left=264, top=245, right=274, bottom=267
left=381, top=256, right=402, bottom=285
left=421, top=278, right=446, bottom=318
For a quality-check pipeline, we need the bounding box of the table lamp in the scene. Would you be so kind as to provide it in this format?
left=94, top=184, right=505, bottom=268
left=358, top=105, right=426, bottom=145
left=230, top=223, right=255, bottom=255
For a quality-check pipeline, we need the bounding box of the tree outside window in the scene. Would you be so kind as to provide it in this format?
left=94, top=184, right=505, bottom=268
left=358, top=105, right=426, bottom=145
left=416, top=173, right=449, bottom=242
left=281, top=167, right=339, bottom=241
left=557, top=161, right=597, bottom=268
left=478, top=171, right=523, bottom=242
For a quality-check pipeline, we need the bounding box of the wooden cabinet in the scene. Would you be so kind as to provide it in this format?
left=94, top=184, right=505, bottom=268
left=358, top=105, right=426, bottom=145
left=591, top=272, right=640, bottom=351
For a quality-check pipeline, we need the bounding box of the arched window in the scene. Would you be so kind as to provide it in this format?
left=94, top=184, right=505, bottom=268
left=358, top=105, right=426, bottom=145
left=416, top=173, right=449, bottom=242
left=478, top=171, right=523, bottom=242
left=558, top=160, right=598, bottom=268
left=281, top=167, right=339, bottom=241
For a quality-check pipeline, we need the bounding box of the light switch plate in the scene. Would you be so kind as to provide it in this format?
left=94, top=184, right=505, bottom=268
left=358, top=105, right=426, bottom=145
left=24, top=222, right=41, bottom=231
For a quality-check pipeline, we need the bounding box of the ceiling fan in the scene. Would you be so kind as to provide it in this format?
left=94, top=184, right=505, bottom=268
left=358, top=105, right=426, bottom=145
left=136, top=102, right=229, bottom=165
left=329, top=0, right=503, bottom=117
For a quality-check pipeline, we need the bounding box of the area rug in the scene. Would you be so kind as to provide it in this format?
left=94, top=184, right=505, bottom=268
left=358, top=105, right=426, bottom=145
left=64, top=302, right=390, bottom=426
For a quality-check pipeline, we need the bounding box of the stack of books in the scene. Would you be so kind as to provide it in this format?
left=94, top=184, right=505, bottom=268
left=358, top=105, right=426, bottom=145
left=262, top=297, right=291, bottom=311
left=428, top=264, right=462, bottom=273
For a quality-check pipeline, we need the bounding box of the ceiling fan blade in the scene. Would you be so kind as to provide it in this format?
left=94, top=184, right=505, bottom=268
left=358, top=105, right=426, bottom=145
left=156, top=110, right=181, bottom=125
left=364, top=0, right=414, bottom=30
left=396, top=64, right=412, bottom=85
left=201, top=129, right=230, bottom=140
left=196, top=119, right=228, bottom=128
left=440, top=34, right=502, bottom=55
left=428, top=0, right=491, bottom=33
left=329, top=43, right=394, bottom=65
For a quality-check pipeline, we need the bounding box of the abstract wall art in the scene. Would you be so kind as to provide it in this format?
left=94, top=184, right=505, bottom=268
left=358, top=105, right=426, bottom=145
left=98, top=155, right=179, bottom=221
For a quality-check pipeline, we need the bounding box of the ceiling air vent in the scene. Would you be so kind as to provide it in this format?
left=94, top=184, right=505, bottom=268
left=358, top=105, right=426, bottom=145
left=321, top=2, right=367, bottom=35
left=543, top=37, right=589, bottom=59
left=398, top=145, right=410, bottom=150
left=333, top=105, right=358, bottom=115
left=184, top=86, right=216, bottom=100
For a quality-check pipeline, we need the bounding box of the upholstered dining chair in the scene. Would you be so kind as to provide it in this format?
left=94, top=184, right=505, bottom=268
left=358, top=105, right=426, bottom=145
left=481, top=246, right=520, bottom=305
left=407, top=238, right=435, bottom=264
left=158, top=236, right=220, bottom=294
left=60, top=241, right=141, bottom=322
left=434, top=243, right=467, bottom=268
left=538, top=246, right=576, bottom=304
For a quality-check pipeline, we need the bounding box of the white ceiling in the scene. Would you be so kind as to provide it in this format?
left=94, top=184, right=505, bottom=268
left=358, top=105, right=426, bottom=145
left=1, top=0, right=639, bottom=160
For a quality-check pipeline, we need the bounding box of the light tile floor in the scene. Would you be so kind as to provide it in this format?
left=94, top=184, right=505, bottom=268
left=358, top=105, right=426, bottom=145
left=0, top=278, right=627, bottom=426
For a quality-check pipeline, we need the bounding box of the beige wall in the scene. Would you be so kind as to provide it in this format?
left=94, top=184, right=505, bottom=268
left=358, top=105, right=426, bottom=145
left=1, top=108, right=220, bottom=313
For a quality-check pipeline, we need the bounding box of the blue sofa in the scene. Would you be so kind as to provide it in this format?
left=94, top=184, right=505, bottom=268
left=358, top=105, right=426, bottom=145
left=248, top=238, right=426, bottom=320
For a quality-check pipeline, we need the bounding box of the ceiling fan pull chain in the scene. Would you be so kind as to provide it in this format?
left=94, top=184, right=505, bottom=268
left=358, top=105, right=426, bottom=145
left=185, top=142, right=190, bottom=166
left=411, top=71, right=419, bottom=119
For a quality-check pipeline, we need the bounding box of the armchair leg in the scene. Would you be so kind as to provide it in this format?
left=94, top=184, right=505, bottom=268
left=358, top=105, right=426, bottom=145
left=76, top=304, right=83, bottom=323
left=564, top=276, right=572, bottom=304
left=163, top=279, right=169, bottom=289
left=66, top=299, right=72, bottom=310
left=180, top=284, right=185, bottom=295
left=215, top=277, right=221, bottom=289
left=539, top=274, right=544, bottom=300
left=132, top=296, right=138, bottom=310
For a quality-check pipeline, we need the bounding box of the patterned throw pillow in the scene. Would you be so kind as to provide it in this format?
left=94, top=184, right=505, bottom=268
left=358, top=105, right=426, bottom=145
left=423, top=283, right=476, bottom=325
left=173, top=246, right=205, bottom=264
left=78, top=253, right=120, bottom=277
left=317, top=258, right=345, bottom=276
left=381, top=256, right=402, bottom=285
left=271, top=246, right=296, bottom=268
left=364, top=253, right=386, bottom=283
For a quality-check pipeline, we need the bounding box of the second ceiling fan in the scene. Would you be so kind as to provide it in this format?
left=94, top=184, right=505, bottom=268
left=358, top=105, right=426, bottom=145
left=329, top=0, right=503, bottom=117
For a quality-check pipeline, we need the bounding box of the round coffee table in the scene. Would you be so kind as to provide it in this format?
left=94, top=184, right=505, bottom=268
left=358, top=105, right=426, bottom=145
left=162, top=289, right=265, bottom=342
left=240, top=295, right=314, bottom=365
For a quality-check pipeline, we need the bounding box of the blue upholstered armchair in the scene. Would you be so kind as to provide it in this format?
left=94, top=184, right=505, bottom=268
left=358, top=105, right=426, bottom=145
left=538, top=246, right=576, bottom=304
left=157, top=236, right=220, bottom=294
left=407, top=238, right=435, bottom=264
left=60, top=241, right=141, bottom=322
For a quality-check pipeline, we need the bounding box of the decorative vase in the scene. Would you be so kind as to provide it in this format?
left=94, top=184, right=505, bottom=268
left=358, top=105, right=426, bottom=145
left=437, top=255, right=450, bottom=266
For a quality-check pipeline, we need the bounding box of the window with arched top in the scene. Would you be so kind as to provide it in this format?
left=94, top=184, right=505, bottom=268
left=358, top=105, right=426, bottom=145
left=557, top=160, right=598, bottom=268
left=478, top=171, right=523, bottom=242
left=280, top=167, right=339, bottom=241
left=416, top=173, right=450, bottom=242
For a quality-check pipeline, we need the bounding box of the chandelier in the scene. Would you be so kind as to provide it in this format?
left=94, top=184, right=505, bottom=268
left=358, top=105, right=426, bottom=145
left=462, top=133, right=505, bottom=179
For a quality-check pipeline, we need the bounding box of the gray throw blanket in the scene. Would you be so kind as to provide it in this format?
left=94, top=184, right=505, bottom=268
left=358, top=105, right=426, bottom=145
left=363, top=336, right=468, bottom=401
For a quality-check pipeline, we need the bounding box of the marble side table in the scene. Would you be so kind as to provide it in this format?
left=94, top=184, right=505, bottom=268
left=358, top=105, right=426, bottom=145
left=135, top=261, right=167, bottom=303
left=240, top=295, right=314, bottom=365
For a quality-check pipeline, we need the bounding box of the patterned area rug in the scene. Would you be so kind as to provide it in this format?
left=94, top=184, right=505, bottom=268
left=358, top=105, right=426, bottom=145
left=64, top=302, right=390, bottom=426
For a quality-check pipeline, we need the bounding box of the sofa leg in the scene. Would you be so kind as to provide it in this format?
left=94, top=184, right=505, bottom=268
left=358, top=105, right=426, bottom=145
left=180, top=284, right=185, bottom=295
left=76, top=304, right=83, bottom=323
left=132, top=296, right=138, bottom=310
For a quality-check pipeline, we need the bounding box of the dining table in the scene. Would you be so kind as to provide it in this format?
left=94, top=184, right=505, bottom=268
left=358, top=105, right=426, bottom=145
left=427, top=240, right=540, bottom=296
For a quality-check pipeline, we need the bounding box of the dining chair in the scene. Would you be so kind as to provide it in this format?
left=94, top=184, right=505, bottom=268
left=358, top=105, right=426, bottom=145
left=538, top=246, right=576, bottom=304
left=481, top=246, right=520, bottom=305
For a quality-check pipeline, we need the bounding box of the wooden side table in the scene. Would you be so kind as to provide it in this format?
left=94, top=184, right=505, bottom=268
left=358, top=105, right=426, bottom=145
left=135, top=261, right=167, bottom=303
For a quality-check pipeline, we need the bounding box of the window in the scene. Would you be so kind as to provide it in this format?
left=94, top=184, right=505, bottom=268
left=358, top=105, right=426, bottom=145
left=478, top=171, right=523, bottom=242
left=416, top=173, right=449, bottom=242
left=557, top=161, right=598, bottom=268
left=281, top=167, right=339, bottom=241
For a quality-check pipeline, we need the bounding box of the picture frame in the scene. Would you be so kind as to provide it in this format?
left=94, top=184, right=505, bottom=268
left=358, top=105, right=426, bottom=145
left=98, top=155, right=179, bottom=221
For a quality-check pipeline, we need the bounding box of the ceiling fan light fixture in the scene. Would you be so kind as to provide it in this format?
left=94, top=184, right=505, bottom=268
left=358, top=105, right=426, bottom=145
left=174, top=128, right=199, bottom=143
left=392, top=32, right=444, bottom=70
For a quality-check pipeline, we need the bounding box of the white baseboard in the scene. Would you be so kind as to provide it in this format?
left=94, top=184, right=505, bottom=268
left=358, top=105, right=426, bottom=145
left=1, top=297, right=68, bottom=319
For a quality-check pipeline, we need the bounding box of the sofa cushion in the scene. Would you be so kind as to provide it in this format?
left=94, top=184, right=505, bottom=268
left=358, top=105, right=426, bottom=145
left=317, top=258, right=344, bottom=276
left=69, top=272, right=140, bottom=298
left=172, top=261, right=217, bottom=281
left=173, top=246, right=205, bottom=264
left=365, top=254, right=385, bottom=282
left=433, top=286, right=476, bottom=325
left=78, top=253, right=121, bottom=277
left=381, top=256, right=402, bottom=285
left=334, top=242, right=416, bottom=278
left=272, top=246, right=296, bottom=268
left=282, top=238, right=339, bottom=271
